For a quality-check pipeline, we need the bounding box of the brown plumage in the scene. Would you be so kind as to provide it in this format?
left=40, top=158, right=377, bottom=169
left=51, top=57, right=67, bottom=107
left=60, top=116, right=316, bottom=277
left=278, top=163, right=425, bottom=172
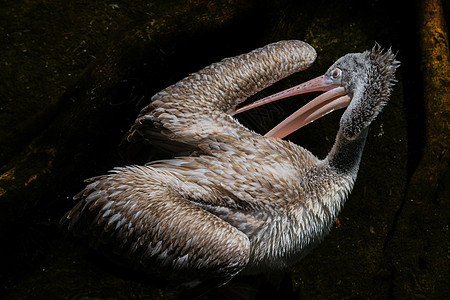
left=61, top=40, right=399, bottom=290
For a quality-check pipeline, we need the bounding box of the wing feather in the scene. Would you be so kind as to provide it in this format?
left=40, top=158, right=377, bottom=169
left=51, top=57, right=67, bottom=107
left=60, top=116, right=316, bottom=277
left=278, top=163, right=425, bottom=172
left=61, top=165, right=250, bottom=285
left=121, top=40, right=316, bottom=157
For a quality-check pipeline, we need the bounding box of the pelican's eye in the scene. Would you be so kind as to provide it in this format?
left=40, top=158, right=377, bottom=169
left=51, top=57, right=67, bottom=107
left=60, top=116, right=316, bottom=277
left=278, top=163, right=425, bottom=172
left=330, top=68, right=342, bottom=80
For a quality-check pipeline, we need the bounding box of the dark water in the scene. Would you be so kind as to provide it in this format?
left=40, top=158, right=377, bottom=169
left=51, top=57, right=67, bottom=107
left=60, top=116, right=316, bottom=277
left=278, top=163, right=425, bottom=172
left=0, top=0, right=448, bottom=299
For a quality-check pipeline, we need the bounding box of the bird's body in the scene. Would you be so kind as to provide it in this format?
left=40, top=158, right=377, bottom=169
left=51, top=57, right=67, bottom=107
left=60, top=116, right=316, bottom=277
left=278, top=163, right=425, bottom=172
left=62, top=40, right=398, bottom=288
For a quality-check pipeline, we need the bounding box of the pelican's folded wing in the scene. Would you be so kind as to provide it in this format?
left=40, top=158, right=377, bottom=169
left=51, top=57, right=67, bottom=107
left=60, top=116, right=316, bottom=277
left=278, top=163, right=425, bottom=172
left=61, top=165, right=250, bottom=287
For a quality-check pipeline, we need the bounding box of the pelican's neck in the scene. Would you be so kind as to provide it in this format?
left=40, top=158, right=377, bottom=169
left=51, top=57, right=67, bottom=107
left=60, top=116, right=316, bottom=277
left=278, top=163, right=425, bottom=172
left=326, top=126, right=369, bottom=176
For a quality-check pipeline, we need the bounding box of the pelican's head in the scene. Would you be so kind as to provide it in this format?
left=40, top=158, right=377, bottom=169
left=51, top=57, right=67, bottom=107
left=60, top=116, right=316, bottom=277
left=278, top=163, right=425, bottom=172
left=236, top=45, right=399, bottom=139
left=331, top=46, right=399, bottom=139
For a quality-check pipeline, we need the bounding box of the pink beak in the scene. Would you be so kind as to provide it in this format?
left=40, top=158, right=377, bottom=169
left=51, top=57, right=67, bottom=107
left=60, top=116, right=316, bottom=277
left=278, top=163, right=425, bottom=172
left=234, top=75, right=351, bottom=139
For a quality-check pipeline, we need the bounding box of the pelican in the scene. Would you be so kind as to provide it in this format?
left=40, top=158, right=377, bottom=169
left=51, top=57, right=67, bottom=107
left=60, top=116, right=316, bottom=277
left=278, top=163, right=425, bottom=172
left=61, top=40, right=399, bottom=290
